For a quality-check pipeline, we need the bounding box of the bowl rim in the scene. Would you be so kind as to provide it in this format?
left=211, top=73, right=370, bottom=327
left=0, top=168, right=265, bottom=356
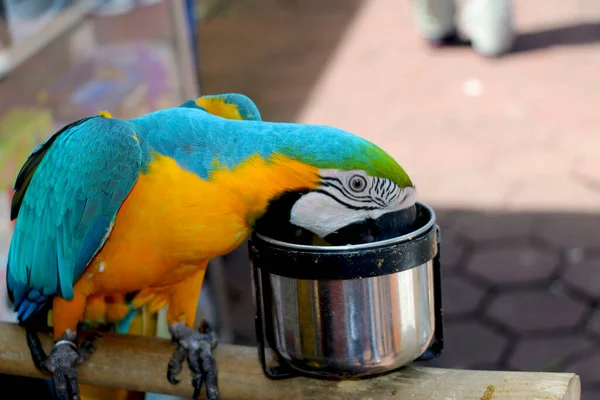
left=253, top=200, right=437, bottom=252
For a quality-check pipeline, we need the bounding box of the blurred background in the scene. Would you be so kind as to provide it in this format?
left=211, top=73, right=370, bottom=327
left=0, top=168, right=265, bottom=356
left=0, top=0, right=599, bottom=399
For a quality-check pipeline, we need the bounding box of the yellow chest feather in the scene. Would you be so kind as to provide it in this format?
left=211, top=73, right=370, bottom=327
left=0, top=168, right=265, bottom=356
left=78, top=152, right=319, bottom=296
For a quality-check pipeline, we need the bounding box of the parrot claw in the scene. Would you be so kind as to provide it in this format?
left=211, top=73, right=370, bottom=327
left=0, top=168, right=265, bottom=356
left=26, top=328, right=100, bottom=400
left=168, top=321, right=219, bottom=400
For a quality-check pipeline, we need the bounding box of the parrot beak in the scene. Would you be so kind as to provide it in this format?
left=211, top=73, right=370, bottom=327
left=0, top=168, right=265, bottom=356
left=323, top=203, right=417, bottom=246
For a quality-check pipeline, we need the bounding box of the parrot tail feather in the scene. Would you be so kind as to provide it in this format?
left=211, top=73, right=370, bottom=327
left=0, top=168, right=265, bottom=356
left=114, top=306, right=141, bottom=334
left=6, top=270, right=50, bottom=323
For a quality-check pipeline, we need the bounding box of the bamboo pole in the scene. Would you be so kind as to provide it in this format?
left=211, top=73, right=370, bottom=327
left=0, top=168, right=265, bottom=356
left=0, top=321, right=580, bottom=400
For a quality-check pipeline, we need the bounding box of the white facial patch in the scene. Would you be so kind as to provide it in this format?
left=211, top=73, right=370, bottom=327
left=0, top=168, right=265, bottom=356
left=290, top=169, right=416, bottom=238
left=290, top=191, right=368, bottom=238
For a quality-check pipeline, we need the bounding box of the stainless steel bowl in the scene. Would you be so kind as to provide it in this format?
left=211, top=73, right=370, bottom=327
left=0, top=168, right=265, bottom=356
left=248, top=201, right=444, bottom=379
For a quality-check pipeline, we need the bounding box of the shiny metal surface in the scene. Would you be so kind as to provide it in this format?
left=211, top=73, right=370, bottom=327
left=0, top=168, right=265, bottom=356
left=261, top=261, right=436, bottom=377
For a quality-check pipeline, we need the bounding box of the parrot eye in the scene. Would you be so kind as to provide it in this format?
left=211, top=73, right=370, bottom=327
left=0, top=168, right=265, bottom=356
left=348, top=175, right=367, bottom=193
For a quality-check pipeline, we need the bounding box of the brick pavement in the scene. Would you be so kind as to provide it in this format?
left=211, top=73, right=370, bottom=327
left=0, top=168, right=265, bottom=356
left=197, top=0, right=600, bottom=397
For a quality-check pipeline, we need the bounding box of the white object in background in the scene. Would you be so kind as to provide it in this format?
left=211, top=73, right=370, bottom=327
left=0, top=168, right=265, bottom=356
left=0, top=51, right=11, bottom=78
left=91, top=0, right=136, bottom=16
left=462, top=78, right=484, bottom=98
left=0, top=0, right=95, bottom=79
left=460, top=0, right=515, bottom=57
left=0, top=259, right=17, bottom=323
left=0, top=190, right=15, bottom=323
left=2, top=0, right=55, bottom=19
left=67, top=22, right=97, bottom=62
left=136, top=0, right=164, bottom=6
left=4, top=0, right=70, bottom=45
left=411, top=0, right=457, bottom=40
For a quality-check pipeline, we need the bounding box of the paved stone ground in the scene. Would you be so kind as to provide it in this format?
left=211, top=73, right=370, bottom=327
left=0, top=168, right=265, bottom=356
left=197, top=0, right=600, bottom=397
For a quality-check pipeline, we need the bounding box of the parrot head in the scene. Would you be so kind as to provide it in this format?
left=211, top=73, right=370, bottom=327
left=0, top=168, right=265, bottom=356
left=253, top=127, right=417, bottom=246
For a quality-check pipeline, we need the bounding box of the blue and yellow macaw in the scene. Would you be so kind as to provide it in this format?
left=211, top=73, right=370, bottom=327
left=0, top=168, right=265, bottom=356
left=6, top=93, right=415, bottom=400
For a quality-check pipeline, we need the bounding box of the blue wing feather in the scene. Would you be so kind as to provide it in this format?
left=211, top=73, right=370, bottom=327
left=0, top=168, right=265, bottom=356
left=10, top=117, right=94, bottom=220
left=7, top=116, right=142, bottom=322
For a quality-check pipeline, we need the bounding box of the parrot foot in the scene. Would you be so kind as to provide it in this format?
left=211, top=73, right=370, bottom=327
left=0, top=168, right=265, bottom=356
left=26, top=328, right=100, bottom=400
left=167, top=321, right=219, bottom=400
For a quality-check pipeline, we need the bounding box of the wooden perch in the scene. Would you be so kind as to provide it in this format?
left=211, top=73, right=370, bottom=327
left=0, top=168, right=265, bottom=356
left=0, top=321, right=581, bottom=399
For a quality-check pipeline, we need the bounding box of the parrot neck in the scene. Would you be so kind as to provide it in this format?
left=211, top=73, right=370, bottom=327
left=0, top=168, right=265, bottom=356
left=209, top=153, right=321, bottom=227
